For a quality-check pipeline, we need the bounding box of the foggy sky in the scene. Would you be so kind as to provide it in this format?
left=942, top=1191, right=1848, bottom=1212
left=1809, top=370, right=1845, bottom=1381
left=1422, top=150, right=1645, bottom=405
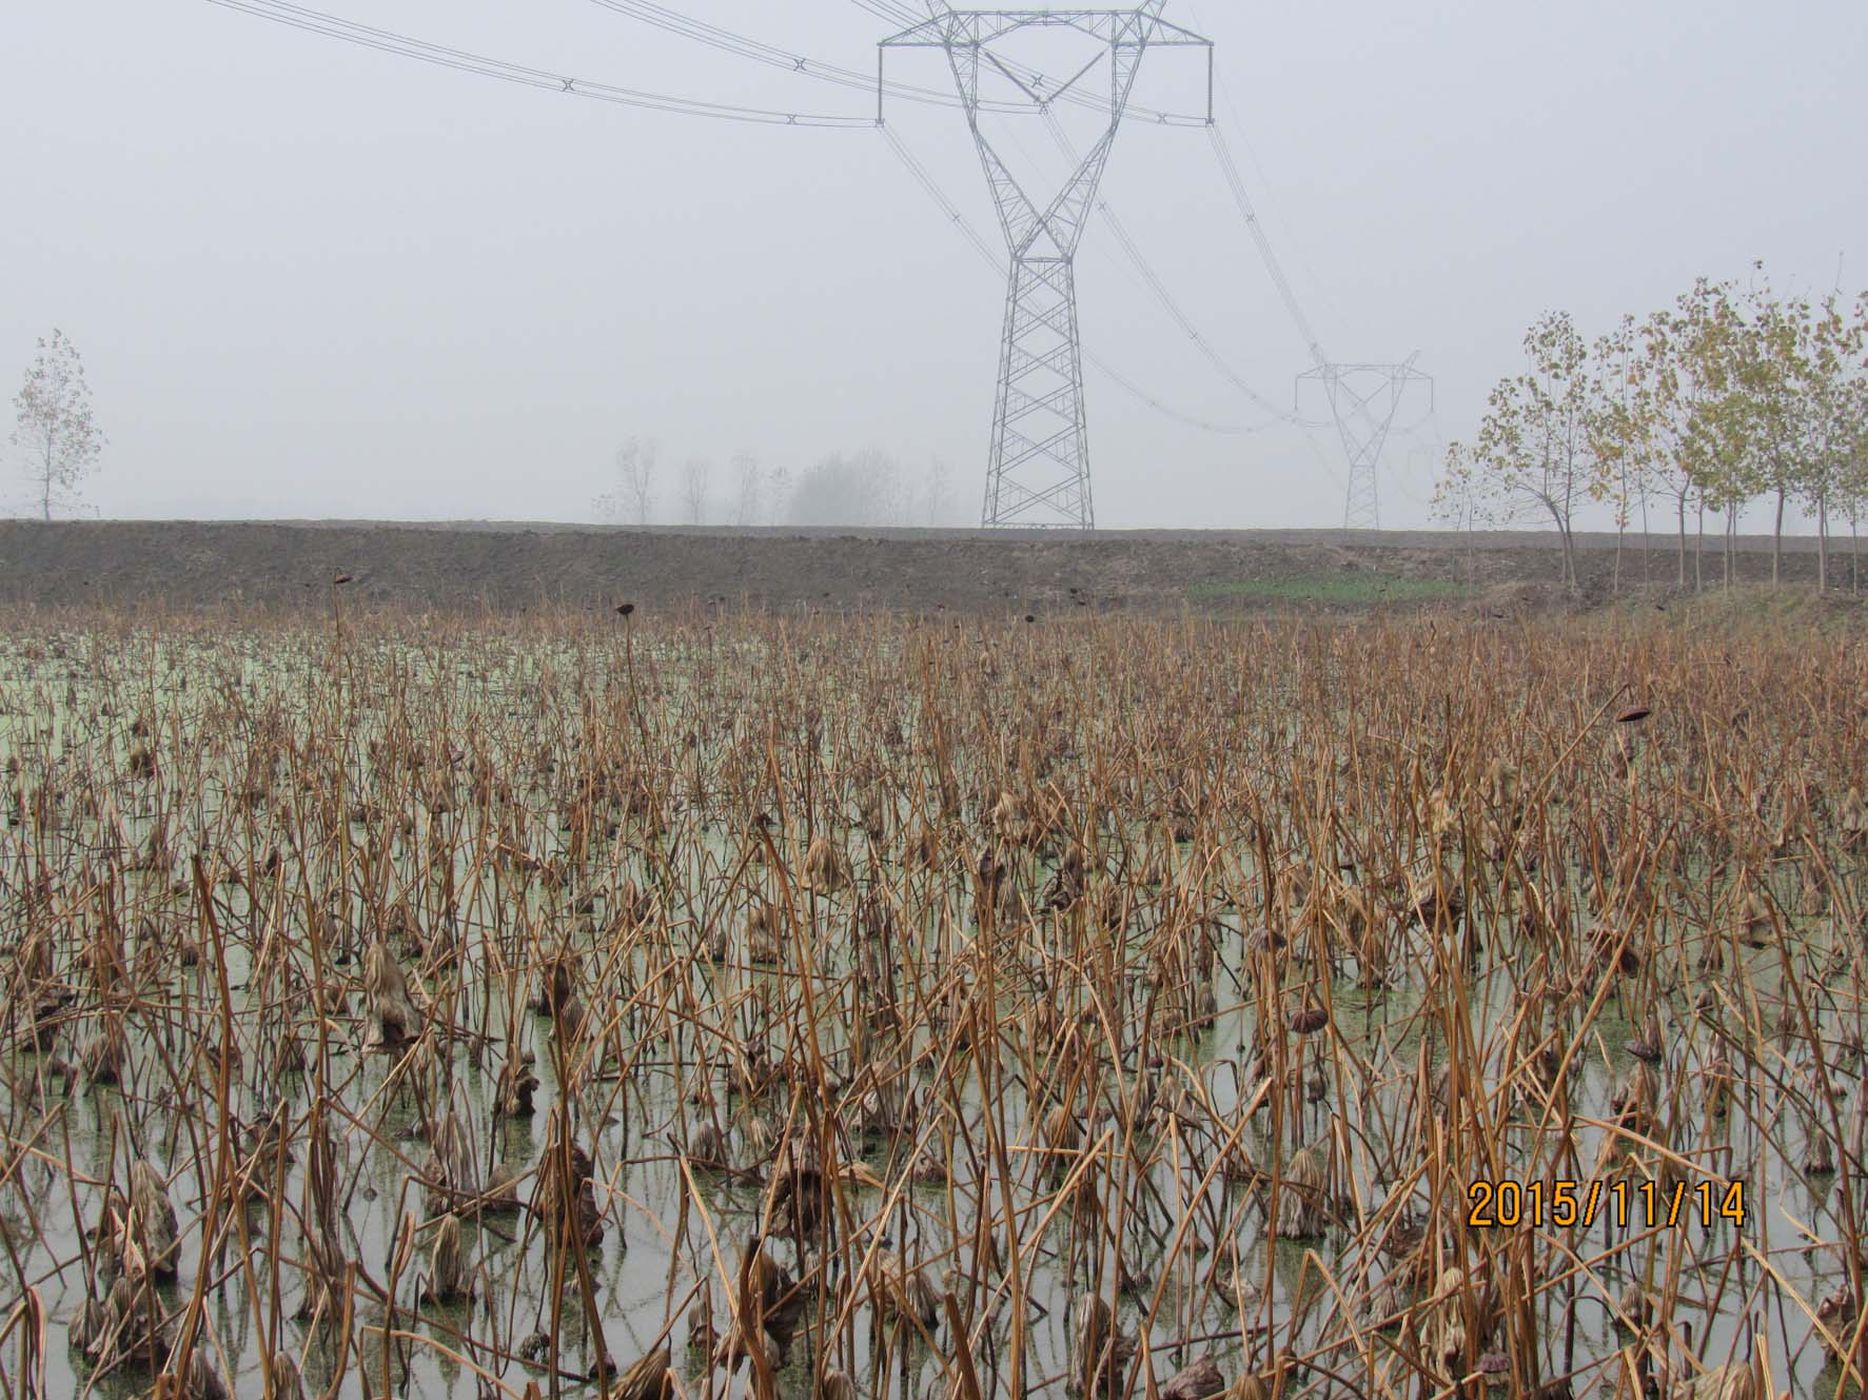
left=4, top=1, right=1864, bottom=530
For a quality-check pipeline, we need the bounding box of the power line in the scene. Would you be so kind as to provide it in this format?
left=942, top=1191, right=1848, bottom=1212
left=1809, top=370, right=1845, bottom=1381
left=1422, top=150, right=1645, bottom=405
left=589, top=0, right=1002, bottom=112
left=1095, top=193, right=1306, bottom=424
left=881, top=124, right=1000, bottom=266
left=1206, top=124, right=1330, bottom=368
left=204, top=0, right=874, bottom=127
left=848, top=0, right=928, bottom=24
left=1177, top=7, right=1431, bottom=524
left=879, top=124, right=1267, bottom=438
left=868, top=3, right=1373, bottom=508
left=210, top=0, right=1324, bottom=490
left=588, top=0, right=1209, bottom=124
left=907, top=21, right=1364, bottom=505
left=1033, top=113, right=1306, bottom=426
left=848, top=0, right=924, bottom=23
left=1183, top=0, right=1347, bottom=348
left=882, top=78, right=1344, bottom=477
left=1021, top=111, right=1354, bottom=491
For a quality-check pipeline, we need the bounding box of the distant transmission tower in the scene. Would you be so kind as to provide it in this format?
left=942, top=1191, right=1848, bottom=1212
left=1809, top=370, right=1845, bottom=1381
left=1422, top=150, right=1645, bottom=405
left=1297, top=358, right=1433, bottom=531
left=881, top=6, right=1211, bottom=529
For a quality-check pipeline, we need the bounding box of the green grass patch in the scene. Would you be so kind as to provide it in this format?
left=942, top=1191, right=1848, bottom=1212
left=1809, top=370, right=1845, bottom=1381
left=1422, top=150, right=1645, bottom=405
left=1189, top=573, right=1471, bottom=605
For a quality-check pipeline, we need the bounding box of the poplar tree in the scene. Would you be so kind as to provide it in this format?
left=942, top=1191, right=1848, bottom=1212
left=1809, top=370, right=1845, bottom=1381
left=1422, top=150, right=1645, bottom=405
left=13, top=329, right=104, bottom=521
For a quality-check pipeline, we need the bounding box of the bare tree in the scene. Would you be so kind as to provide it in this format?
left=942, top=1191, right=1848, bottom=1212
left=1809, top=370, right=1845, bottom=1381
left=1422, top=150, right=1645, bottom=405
left=858, top=447, right=905, bottom=525
left=925, top=456, right=954, bottom=526
left=13, top=329, right=104, bottom=521
left=681, top=457, right=711, bottom=525
left=1430, top=441, right=1484, bottom=586
left=595, top=437, right=657, bottom=524
left=732, top=452, right=760, bottom=527
left=766, top=465, right=792, bottom=525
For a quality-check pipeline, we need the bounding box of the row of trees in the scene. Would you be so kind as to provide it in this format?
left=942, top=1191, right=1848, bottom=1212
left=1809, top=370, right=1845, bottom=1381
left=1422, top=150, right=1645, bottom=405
left=594, top=437, right=962, bottom=529
left=1436, top=270, right=1868, bottom=590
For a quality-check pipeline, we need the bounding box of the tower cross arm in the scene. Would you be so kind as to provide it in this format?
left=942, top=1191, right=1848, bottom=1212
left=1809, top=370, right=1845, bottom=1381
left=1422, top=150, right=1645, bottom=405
left=1139, top=17, right=1211, bottom=45
left=879, top=17, right=954, bottom=48
left=982, top=13, right=1208, bottom=46
left=881, top=11, right=1210, bottom=49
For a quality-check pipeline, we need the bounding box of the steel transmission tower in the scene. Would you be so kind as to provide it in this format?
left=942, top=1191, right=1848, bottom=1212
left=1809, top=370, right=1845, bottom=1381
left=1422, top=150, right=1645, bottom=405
left=1296, top=357, right=1433, bottom=531
left=881, top=6, right=1211, bottom=529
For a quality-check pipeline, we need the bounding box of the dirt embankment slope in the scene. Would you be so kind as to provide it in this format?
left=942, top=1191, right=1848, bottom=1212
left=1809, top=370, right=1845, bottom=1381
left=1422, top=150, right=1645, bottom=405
left=0, top=520, right=1848, bottom=616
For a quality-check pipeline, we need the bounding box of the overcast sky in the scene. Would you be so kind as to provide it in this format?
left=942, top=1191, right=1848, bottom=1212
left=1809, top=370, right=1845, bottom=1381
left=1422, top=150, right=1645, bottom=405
left=4, top=1, right=1864, bottom=529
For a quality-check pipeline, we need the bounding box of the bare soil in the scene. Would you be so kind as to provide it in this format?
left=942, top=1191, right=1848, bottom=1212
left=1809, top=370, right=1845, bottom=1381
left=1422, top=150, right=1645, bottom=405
left=0, top=519, right=1855, bottom=616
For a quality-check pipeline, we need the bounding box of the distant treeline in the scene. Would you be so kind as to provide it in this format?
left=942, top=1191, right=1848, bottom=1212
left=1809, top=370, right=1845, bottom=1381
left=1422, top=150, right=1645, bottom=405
left=593, top=441, right=963, bottom=530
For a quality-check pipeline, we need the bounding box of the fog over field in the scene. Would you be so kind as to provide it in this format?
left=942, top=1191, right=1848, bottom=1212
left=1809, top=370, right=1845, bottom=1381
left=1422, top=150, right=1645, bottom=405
left=2, top=1, right=1865, bottom=529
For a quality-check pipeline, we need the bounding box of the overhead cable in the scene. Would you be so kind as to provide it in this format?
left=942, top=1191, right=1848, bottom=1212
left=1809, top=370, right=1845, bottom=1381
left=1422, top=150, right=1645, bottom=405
left=1034, top=113, right=1319, bottom=428
left=880, top=125, right=1269, bottom=437
left=205, top=0, right=874, bottom=126
left=589, top=0, right=1204, bottom=124
left=1206, top=125, right=1331, bottom=368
